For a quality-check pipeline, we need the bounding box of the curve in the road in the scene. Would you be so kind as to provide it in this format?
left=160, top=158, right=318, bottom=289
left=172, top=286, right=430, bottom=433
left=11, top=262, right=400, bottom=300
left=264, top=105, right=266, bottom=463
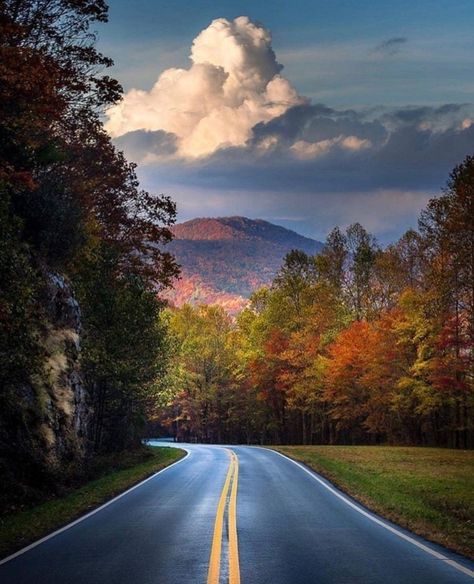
left=0, top=443, right=473, bottom=584
left=266, top=447, right=474, bottom=580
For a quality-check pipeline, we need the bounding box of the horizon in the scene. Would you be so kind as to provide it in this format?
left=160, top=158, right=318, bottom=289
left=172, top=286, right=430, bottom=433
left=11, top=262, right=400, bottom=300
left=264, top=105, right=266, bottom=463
left=171, top=213, right=417, bottom=246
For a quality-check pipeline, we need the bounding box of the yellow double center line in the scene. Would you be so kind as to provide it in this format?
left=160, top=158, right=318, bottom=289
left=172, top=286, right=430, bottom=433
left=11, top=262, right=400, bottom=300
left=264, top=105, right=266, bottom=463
left=207, top=450, right=240, bottom=584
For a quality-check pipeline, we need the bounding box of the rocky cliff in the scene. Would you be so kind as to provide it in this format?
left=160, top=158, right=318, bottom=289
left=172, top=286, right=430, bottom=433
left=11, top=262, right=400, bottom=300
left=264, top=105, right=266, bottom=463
left=40, top=272, right=89, bottom=464
left=0, top=271, right=90, bottom=511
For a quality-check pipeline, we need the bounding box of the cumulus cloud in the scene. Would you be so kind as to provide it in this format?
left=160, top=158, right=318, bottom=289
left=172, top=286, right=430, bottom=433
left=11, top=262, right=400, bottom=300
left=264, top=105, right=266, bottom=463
left=121, top=102, right=474, bottom=195
left=131, top=100, right=474, bottom=242
left=107, top=16, right=474, bottom=242
left=113, top=129, right=178, bottom=162
left=105, top=16, right=304, bottom=158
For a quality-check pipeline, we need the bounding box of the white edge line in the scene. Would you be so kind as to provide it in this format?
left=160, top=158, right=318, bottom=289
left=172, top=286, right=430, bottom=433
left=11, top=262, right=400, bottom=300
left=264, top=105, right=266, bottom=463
left=257, top=447, right=474, bottom=579
left=0, top=447, right=191, bottom=567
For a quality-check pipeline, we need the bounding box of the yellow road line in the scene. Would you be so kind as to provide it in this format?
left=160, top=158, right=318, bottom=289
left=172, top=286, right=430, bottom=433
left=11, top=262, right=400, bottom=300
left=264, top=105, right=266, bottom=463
left=207, top=450, right=235, bottom=584
left=228, top=451, right=240, bottom=584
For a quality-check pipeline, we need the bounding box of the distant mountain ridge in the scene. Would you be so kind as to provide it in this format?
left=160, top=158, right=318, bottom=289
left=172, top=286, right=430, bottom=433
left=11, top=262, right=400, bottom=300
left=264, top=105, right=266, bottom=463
left=164, top=216, right=324, bottom=313
left=172, top=216, right=319, bottom=245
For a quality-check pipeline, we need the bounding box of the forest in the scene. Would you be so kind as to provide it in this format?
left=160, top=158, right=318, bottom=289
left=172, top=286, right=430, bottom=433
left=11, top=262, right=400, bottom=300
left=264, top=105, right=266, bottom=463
left=0, top=0, right=178, bottom=509
left=157, top=167, right=474, bottom=449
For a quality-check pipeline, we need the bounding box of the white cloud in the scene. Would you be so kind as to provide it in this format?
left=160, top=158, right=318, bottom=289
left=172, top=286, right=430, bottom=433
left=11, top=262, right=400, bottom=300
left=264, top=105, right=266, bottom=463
left=105, top=16, right=304, bottom=159
left=341, top=135, right=371, bottom=150
left=290, top=135, right=371, bottom=159
left=291, top=138, right=334, bottom=159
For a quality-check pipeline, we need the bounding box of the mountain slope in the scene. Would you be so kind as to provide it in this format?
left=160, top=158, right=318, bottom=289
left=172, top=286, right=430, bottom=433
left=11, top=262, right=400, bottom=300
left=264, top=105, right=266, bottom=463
left=164, top=217, right=323, bottom=312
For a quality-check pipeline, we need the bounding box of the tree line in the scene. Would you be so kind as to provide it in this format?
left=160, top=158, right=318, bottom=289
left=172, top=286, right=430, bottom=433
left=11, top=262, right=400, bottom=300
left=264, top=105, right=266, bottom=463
left=158, top=159, right=473, bottom=448
left=0, top=0, right=177, bottom=505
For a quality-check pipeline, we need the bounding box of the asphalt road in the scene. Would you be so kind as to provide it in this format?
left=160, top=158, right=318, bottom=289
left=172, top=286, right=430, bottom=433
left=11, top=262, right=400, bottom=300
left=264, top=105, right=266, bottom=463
left=1, top=443, right=473, bottom=584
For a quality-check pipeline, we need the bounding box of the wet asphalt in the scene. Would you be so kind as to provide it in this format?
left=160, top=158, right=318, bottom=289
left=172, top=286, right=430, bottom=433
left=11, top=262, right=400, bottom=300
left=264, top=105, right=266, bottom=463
left=0, top=443, right=473, bottom=584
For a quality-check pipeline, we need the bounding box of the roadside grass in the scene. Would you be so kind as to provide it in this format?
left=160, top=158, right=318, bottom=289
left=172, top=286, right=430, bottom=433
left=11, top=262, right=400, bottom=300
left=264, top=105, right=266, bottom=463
left=0, top=446, right=185, bottom=560
left=274, top=445, right=474, bottom=560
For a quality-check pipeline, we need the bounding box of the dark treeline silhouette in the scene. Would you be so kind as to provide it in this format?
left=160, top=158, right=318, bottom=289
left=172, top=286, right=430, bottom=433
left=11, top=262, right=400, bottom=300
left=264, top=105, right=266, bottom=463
left=0, top=0, right=177, bottom=510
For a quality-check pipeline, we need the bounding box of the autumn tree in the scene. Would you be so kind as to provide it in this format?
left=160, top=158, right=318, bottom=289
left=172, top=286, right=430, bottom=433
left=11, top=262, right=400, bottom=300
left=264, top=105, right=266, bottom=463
left=323, top=316, right=403, bottom=443
left=0, top=0, right=179, bottom=486
left=150, top=157, right=473, bottom=450
left=316, top=226, right=348, bottom=293
left=418, top=156, right=474, bottom=447
left=162, top=305, right=240, bottom=443
left=344, top=223, right=379, bottom=320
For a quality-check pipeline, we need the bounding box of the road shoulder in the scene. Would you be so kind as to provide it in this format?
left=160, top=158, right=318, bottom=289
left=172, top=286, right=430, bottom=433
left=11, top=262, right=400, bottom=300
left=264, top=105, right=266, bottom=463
left=272, top=445, right=474, bottom=561
left=0, top=446, right=186, bottom=561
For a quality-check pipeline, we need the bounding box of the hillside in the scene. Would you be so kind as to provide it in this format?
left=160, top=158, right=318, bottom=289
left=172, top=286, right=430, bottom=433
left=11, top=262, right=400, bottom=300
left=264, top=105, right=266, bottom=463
left=164, top=217, right=323, bottom=312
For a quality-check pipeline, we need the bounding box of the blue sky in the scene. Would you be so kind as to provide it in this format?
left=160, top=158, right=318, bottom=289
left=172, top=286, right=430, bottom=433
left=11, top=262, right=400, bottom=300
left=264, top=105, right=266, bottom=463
left=98, top=1, right=474, bottom=243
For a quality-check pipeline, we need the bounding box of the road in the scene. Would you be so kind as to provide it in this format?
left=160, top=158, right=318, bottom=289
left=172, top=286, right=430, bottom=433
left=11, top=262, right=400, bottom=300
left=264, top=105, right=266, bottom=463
left=1, top=443, right=473, bottom=583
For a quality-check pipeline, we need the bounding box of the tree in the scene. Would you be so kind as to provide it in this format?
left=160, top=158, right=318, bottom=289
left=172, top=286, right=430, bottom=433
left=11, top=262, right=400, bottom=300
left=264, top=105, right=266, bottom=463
left=390, top=289, right=444, bottom=445
left=324, top=316, right=404, bottom=443
left=163, top=305, right=239, bottom=443
left=317, top=227, right=348, bottom=293
left=345, top=223, right=379, bottom=320
left=273, top=249, right=317, bottom=312
left=418, top=156, right=474, bottom=447
left=0, top=0, right=178, bottom=471
left=150, top=156, right=474, bottom=450
left=77, top=243, right=170, bottom=451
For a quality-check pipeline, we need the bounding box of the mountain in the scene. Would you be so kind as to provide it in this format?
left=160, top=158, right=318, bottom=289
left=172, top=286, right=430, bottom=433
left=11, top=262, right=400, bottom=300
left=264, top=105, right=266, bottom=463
left=164, top=217, right=324, bottom=313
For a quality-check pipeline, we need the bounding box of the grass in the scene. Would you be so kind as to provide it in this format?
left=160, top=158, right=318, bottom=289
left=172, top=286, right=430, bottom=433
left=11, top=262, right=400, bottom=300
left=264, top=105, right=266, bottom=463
left=0, top=445, right=185, bottom=560
left=274, top=445, right=474, bottom=559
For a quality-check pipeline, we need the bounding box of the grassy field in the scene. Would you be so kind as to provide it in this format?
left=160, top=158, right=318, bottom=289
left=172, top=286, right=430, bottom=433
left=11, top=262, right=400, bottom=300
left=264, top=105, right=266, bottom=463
left=0, top=446, right=185, bottom=559
left=274, top=445, right=474, bottom=559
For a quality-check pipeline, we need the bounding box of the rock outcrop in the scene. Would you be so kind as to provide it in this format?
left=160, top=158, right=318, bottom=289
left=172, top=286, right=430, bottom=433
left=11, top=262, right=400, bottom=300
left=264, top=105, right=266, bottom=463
left=0, top=271, right=90, bottom=511
left=40, top=272, right=89, bottom=465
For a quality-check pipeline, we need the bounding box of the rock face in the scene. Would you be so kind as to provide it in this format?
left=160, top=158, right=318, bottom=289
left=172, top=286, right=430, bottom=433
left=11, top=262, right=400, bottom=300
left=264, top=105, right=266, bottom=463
left=0, top=271, right=90, bottom=510
left=40, top=272, right=89, bottom=464
left=164, top=217, right=324, bottom=314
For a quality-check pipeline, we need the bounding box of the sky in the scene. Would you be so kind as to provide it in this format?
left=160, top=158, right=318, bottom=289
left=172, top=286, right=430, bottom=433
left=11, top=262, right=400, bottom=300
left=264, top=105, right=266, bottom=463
left=97, top=1, right=474, bottom=243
